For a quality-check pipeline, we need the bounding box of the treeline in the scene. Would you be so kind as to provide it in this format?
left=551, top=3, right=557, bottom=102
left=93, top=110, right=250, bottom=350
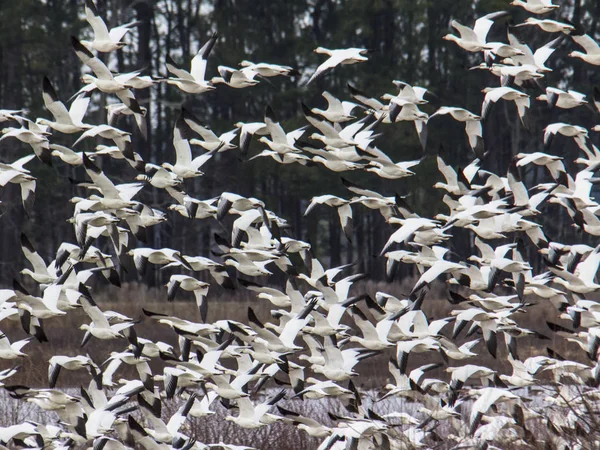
left=0, top=0, right=599, bottom=287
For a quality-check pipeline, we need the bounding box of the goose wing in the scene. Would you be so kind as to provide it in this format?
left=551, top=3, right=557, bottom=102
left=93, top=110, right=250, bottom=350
left=82, top=153, right=121, bottom=199
left=573, top=33, right=600, bottom=55
left=42, top=77, right=73, bottom=125
left=190, top=33, right=218, bottom=82
left=264, top=106, right=287, bottom=143
left=21, top=234, right=49, bottom=276
left=71, top=36, right=113, bottom=80
left=85, top=0, right=111, bottom=42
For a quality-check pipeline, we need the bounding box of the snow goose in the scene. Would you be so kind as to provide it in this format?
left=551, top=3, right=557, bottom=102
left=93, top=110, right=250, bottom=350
left=82, top=0, right=138, bottom=52
left=203, top=362, right=263, bottom=400
left=71, top=37, right=142, bottom=113
left=308, top=149, right=364, bottom=172
left=548, top=244, right=600, bottom=294
left=0, top=120, right=52, bottom=164
left=257, top=107, right=306, bottom=156
left=217, top=192, right=265, bottom=220
left=348, top=306, right=395, bottom=351
left=506, top=32, right=564, bottom=73
left=166, top=274, right=209, bottom=321
left=0, top=334, right=31, bottom=359
left=38, top=77, right=91, bottom=134
left=385, top=103, right=429, bottom=150
left=48, top=354, right=95, bottom=388
left=510, top=0, right=559, bottom=14
left=277, top=406, right=332, bottom=438
left=79, top=294, right=137, bottom=347
left=380, top=358, right=434, bottom=400
left=73, top=124, right=131, bottom=150
left=311, top=91, right=359, bottom=123
left=234, top=121, right=269, bottom=158
left=239, top=60, right=299, bottom=77
left=366, top=156, right=420, bottom=180
left=81, top=153, right=140, bottom=210
left=305, top=47, right=370, bottom=85
left=168, top=196, right=218, bottom=220
left=106, top=102, right=147, bottom=140
left=238, top=279, right=292, bottom=309
left=94, top=142, right=145, bottom=171
left=433, top=156, right=477, bottom=195
left=0, top=166, right=36, bottom=213
left=447, top=364, right=496, bottom=403
left=0, top=109, right=24, bottom=124
left=142, top=309, right=219, bottom=338
left=247, top=299, right=317, bottom=353
left=475, top=62, right=543, bottom=87
left=442, top=11, right=510, bottom=52
left=536, top=87, right=587, bottom=109
left=410, top=260, right=466, bottom=295
left=136, top=164, right=182, bottom=189
left=128, top=247, right=192, bottom=275
left=224, top=390, right=285, bottom=429
left=166, top=32, right=218, bottom=94
left=380, top=217, right=440, bottom=254
left=515, top=151, right=565, bottom=182
left=470, top=237, right=531, bottom=274
left=301, top=103, right=358, bottom=148
left=162, top=255, right=234, bottom=289
left=430, top=107, right=483, bottom=156
left=305, top=195, right=353, bottom=241
left=468, top=387, right=520, bottom=435
left=543, top=122, right=588, bottom=150
left=137, top=391, right=198, bottom=443
left=162, top=117, right=215, bottom=178
left=481, top=86, right=530, bottom=124
left=516, top=17, right=574, bottom=34
left=49, top=144, right=93, bottom=166
left=189, top=127, right=237, bottom=154
left=312, top=335, right=378, bottom=381
left=211, top=65, right=260, bottom=88
left=19, top=234, right=58, bottom=285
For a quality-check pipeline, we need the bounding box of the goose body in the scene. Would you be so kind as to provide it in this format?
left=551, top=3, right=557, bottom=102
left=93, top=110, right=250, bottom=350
left=166, top=33, right=218, bottom=94
left=306, top=47, right=369, bottom=85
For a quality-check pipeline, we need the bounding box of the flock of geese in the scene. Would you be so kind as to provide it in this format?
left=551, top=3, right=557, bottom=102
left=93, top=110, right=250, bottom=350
left=1, top=0, right=600, bottom=448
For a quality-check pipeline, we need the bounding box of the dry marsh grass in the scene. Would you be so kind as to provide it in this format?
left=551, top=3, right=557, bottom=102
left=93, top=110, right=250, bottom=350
left=3, top=278, right=582, bottom=391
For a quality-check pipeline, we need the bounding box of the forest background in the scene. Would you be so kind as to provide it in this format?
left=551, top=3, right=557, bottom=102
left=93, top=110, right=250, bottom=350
left=0, top=0, right=599, bottom=291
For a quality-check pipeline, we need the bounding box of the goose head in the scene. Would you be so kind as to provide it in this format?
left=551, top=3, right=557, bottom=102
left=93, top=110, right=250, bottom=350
left=313, top=47, right=331, bottom=55
left=569, top=51, right=587, bottom=60
left=442, top=34, right=458, bottom=43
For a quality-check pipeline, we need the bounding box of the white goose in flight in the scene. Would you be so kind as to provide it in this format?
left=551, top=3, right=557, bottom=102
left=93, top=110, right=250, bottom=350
left=536, top=87, right=587, bottom=109
left=429, top=106, right=481, bottom=148
left=239, top=60, right=299, bottom=77
left=0, top=160, right=36, bottom=212
left=510, top=0, right=559, bottom=14
left=82, top=0, right=139, bottom=52
left=305, top=195, right=353, bottom=241
left=259, top=106, right=305, bottom=155
left=305, top=47, right=370, bottom=85
left=442, top=11, right=510, bottom=53
left=182, top=107, right=238, bottom=152
left=481, top=86, right=530, bottom=124
left=71, top=37, right=143, bottom=114
left=38, top=77, right=91, bottom=134
left=166, top=33, right=218, bottom=94
left=0, top=119, right=52, bottom=165
left=162, top=117, right=215, bottom=179
left=211, top=66, right=260, bottom=88
left=311, top=91, right=359, bottom=123
left=570, top=33, right=600, bottom=65
left=516, top=17, right=574, bottom=34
